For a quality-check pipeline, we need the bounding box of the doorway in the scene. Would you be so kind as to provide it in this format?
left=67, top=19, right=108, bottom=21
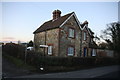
left=83, top=47, right=87, bottom=57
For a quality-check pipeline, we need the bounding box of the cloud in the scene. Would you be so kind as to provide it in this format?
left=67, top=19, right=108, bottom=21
left=1, top=37, right=16, bottom=42
left=2, top=37, right=15, bottom=40
left=0, top=37, right=16, bottom=43
left=1, top=37, right=26, bottom=43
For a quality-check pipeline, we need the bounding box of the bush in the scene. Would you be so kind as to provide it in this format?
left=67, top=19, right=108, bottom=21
left=95, top=57, right=118, bottom=65
left=2, top=43, right=25, bottom=58
left=25, top=53, right=97, bottom=68
left=25, top=51, right=118, bottom=69
left=3, top=44, right=118, bottom=71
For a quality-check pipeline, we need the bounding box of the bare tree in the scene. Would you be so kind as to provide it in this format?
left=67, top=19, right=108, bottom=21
left=100, top=22, right=120, bottom=54
left=27, top=40, right=33, bottom=47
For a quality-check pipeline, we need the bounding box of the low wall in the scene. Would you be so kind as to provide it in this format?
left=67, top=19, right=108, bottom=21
left=97, top=49, right=114, bottom=57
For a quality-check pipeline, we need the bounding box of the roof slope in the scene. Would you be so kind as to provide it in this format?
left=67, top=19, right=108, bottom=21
left=33, top=12, right=74, bottom=34
left=89, top=41, right=98, bottom=49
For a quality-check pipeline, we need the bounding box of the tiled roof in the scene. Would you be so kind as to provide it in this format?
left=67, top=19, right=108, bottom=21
left=80, top=23, right=85, bottom=28
left=33, top=12, right=74, bottom=34
left=89, top=41, right=98, bottom=49
left=80, top=20, right=88, bottom=28
left=88, top=28, right=94, bottom=34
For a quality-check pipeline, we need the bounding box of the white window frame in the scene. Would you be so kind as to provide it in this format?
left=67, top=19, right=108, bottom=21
left=40, top=45, right=48, bottom=48
left=68, top=46, right=74, bottom=56
left=92, top=49, right=96, bottom=56
left=48, top=46, right=52, bottom=55
left=69, top=28, right=75, bottom=38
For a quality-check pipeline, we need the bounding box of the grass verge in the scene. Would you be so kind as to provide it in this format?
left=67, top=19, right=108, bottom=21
left=3, top=53, right=36, bottom=72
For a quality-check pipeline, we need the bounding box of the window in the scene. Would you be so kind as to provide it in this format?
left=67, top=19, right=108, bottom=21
left=48, top=46, right=52, bottom=55
left=69, top=28, right=75, bottom=38
left=83, top=32, right=87, bottom=40
left=92, top=49, right=96, bottom=56
left=68, top=46, right=74, bottom=56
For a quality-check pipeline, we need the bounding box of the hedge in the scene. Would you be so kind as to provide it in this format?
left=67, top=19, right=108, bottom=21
left=2, top=44, right=118, bottom=69
left=2, top=43, right=25, bottom=59
left=26, top=51, right=118, bottom=68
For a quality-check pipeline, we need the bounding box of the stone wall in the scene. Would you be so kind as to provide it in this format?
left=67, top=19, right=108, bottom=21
left=46, top=28, right=59, bottom=56
left=81, top=27, right=91, bottom=57
left=34, top=16, right=83, bottom=57
left=34, top=32, right=45, bottom=54
left=34, top=28, right=59, bottom=56
left=59, top=16, right=81, bottom=57
left=97, top=49, right=114, bottom=57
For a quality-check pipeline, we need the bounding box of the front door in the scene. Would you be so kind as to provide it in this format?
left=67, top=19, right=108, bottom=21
left=83, top=48, right=87, bottom=57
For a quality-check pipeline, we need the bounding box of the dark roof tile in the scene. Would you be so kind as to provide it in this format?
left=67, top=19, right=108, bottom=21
left=33, top=12, right=74, bottom=34
left=88, top=28, right=94, bottom=34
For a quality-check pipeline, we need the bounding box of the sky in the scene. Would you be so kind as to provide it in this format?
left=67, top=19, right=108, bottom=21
left=1, top=2, right=118, bottom=43
left=118, top=1, right=120, bottom=21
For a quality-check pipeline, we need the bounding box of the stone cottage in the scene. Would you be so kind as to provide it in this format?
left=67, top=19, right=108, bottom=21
left=33, top=10, right=97, bottom=57
left=80, top=21, right=98, bottom=57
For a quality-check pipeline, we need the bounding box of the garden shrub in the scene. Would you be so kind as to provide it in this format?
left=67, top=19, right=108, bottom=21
left=34, top=56, right=117, bottom=68
left=2, top=44, right=118, bottom=69
left=2, top=43, right=25, bottom=58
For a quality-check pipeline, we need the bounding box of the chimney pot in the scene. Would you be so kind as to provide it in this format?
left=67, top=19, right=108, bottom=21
left=52, top=10, right=61, bottom=20
left=83, top=20, right=88, bottom=24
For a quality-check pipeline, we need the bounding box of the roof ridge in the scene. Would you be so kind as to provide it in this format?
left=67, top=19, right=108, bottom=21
left=61, top=12, right=74, bottom=17
left=33, top=12, right=74, bottom=34
left=50, top=12, right=74, bottom=22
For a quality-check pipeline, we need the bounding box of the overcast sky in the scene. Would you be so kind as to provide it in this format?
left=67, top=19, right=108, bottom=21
left=1, top=2, right=118, bottom=43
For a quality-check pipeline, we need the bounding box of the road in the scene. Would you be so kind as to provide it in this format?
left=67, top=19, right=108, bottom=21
left=97, top=70, right=120, bottom=78
left=2, top=56, right=32, bottom=77
left=11, top=65, right=119, bottom=78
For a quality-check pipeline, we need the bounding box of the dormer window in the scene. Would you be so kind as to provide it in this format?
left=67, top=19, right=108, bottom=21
left=69, top=28, right=75, bottom=38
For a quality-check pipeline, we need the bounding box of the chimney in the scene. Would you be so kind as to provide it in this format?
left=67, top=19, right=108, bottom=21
left=83, top=20, right=88, bottom=24
left=52, top=10, right=61, bottom=20
left=83, top=20, right=88, bottom=27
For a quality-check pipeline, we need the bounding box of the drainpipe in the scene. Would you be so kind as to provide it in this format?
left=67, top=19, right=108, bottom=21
left=25, top=44, right=27, bottom=64
left=80, top=30, right=82, bottom=57
left=44, top=30, right=47, bottom=56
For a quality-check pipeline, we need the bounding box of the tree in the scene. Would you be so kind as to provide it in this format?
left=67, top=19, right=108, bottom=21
left=98, top=42, right=108, bottom=49
left=2, top=43, right=25, bottom=58
left=101, top=22, right=120, bottom=53
left=94, top=35, right=100, bottom=44
left=27, top=40, right=33, bottom=47
left=105, top=39, right=113, bottom=50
